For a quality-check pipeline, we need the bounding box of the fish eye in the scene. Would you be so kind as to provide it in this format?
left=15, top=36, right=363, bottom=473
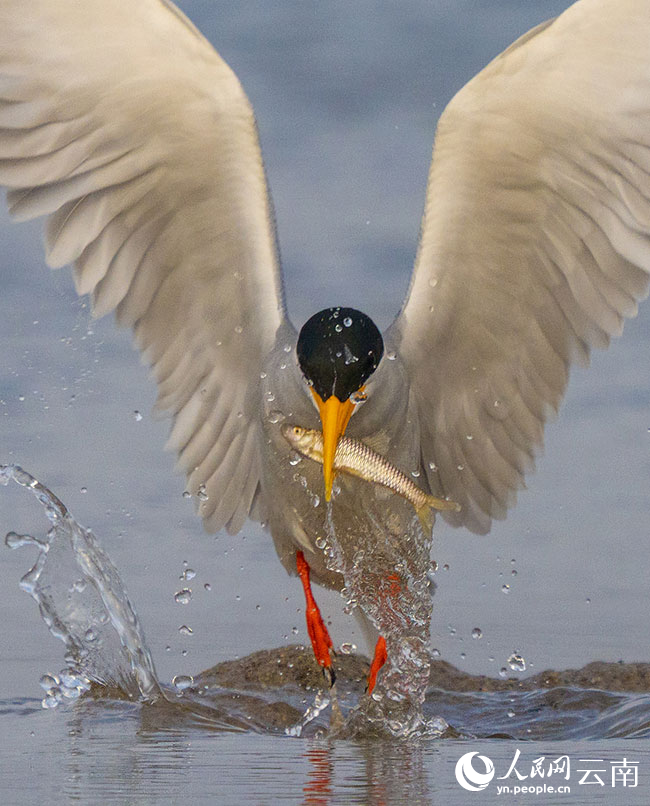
left=293, top=426, right=301, bottom=435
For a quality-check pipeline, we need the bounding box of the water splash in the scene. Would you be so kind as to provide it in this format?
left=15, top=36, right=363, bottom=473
left=1, top=464, right=162, bottom=705
left=321, top=500, right=440, bottom=738
left=285, top=689, right=332, bottom=737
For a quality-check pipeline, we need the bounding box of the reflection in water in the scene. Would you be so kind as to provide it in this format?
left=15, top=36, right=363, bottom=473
left=302, top=738, right=431, bottom=805
left=303, top=741, right=334, bottom=805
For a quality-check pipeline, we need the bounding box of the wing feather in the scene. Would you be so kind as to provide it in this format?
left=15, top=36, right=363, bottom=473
left=391, top=0, right=650, bottom=533
left=0, top=0, right=287, bottom=533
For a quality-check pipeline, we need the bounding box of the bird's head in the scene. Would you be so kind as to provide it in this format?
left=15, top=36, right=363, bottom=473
left=297, top=307, right=383, bottom=500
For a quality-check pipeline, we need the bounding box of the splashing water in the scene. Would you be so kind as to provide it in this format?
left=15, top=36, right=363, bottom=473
left=286, top=689, right=332, bottom=737
left=5, top=464, right=648, bottom=740
left=321, top=501, right=445, bottom=738
left=1, top=464, right=162, bottom=705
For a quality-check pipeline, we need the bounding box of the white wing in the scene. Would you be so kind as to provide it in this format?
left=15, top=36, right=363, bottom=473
left=0, top=0, right=288, bottom=533
left=390, top=0, right=650, bottom=534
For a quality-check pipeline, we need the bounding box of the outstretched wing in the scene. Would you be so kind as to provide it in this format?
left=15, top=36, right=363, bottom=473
left=390, top=0, right=650, bottom=533
left=0, top=0, right=288, bottom=533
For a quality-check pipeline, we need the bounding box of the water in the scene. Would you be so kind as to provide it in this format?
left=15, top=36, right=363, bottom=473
left=3, top=465, right=650, bottom=806
left=1, top=0, right=650, bottom=802
left=1, top=465, right=161, bottom=705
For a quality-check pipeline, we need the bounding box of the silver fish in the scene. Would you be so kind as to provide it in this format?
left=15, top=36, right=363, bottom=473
left=281, top=423, right=460, bottom=532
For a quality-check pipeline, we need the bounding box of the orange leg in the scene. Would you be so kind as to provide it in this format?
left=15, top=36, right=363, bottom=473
left=367, top=635, right=387, bottom=694
left=296, top=550, right=335, bottom=683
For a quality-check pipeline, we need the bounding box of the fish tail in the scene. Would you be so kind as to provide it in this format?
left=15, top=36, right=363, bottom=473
left=417, top=494, right=461, bottom=533
left=425, top=493, right=462, bottom=513
left=416, top=504, right=433, bottom=534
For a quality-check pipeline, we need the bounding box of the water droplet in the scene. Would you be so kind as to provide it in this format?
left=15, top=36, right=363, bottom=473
left=386, top=350, right=396, bottom=361
left=311, top=495, right=320, bottom=508
left=172, top=674, right=194, bottom=692
left=339, top=642, right=356, bottom=655
left=471, top=627, right=483, bottom=640
left=466, top=434, right=473, bottom=440
left=291, top=626, right=299, bottom=635
left=350, top=390, right=367, bottom=404
left=508, top=652, right=526, bottom=672
left=80, top=486, right=87, bottom=494
left=456, top=464, right=464, bottom=471
left=428, top=461, right=438, bottom=472
left=344, top=345, right=359, bottom=365
left=410, top=469, right=421, bottom=479
left=315, top=536, right=327, bottom=549
left=234, top=325, right=243, bottom=334
left=511, top=569, right=517, bottom=577
left=84, top=628, right=97, bottom=642
left=288, top=452, right=301, bottom=466
left=71, top=579, right=87, bottom=593
left=197, top=484, right=209, bottom=502
left=499, top=667, right=508, bottom=679
left=174, top=589, right=192, bottom=605
left=343, top=317, right=353, bottom=327
left=283, top=344, right=292, bottom=353
left=265, top=391, right=275, bottom=403
left=431, top=648, right=440, bottom=657
left=334, top=323, right=343, bottom=333
left=181, top=568, right=196, bottom=581
left=501, top=584, right=511, bottom=594
left=507, top=709, right=515, bottom=719
left=179, top=625, right=193, bottom=636
left=182, top=490, right=191, bottom=500
left=204, top=583, right=212, bottom=592
left=42, top=691, right=60, bottom=709
left=585, top=597, right=591, bottom=604
left=133, top=411, right=143, bottom=422
left=39, top=674, right=58, bottom=691
left=428, top=277, right=438, bottom=288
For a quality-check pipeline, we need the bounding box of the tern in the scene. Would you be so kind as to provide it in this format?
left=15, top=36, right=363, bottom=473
left=1, top=0, right=648, bottom=691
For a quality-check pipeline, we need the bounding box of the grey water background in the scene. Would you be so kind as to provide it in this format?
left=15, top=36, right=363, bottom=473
left=1, top=0, right=649, bottom=803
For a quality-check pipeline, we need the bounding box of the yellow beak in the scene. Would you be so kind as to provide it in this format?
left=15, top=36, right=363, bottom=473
left=311, top=389, right=356, bottom=501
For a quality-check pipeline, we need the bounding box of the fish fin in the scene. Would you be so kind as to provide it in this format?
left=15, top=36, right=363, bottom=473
left=360, top=430, right=391, bottom=455
left=426, top=493, right=461, bottom=513
left=339, top=465, right=365, bottom=482
left=416, top=504, right=433, bottom=534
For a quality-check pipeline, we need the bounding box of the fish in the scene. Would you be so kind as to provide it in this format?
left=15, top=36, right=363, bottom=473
left=281, top=423, right=461, bottom=533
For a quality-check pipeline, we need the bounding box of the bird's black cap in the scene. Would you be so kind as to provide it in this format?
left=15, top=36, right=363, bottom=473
left=297, top=307, right=384, bottom=401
